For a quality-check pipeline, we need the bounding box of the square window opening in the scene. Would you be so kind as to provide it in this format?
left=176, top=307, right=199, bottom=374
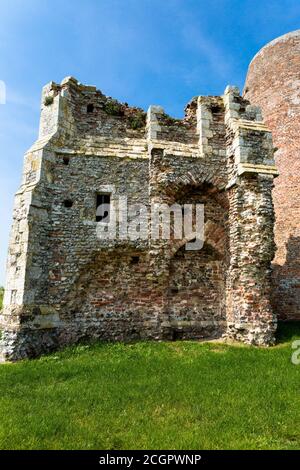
left=87, top=103, right=94, bottom=113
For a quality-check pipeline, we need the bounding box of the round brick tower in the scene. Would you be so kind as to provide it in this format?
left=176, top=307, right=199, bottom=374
left=244, top=30, right=300, bottom=320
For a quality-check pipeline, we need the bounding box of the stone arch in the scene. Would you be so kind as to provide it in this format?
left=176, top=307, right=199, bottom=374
left=165, top=177, right=229, bottom=257
left=150, top=148, right=227, bottom=201
left=156, top=173, right=227, bottom=202
left=170, top=220, right=227, bottom=258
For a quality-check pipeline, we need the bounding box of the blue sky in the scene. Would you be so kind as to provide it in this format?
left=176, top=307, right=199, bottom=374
left=0, top=0, right=300, bottom=285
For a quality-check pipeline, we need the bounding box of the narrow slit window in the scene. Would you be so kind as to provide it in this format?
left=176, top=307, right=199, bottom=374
left=96, top=194, right=110, bottom=222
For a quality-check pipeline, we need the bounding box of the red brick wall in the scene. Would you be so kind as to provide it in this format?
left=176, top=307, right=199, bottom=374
left=244, top=31, right=300, bottom=320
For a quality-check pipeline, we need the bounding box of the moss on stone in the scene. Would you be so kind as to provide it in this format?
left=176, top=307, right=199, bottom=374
left=128, top=112, right=146, bottom=130
left=44, top=96, right=54, bottom=106
left=104, top=100, right=124, bottom=116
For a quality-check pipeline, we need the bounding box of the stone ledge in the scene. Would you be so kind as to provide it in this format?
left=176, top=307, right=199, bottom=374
left=232, top=118, right=270, bottom=133
left=237, top=163, right=279, bottom=177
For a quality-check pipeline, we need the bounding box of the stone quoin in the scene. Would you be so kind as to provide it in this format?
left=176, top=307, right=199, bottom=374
left=0, top=73, right=279, bottom=360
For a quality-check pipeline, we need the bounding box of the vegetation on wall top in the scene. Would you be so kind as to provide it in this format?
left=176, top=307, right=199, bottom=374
left=0, top=287, right=4, bottom=309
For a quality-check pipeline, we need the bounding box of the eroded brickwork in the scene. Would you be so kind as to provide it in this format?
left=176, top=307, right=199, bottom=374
left=244, top=30, right=300, bottom=320
left=0, top=78, right=278, bottom=360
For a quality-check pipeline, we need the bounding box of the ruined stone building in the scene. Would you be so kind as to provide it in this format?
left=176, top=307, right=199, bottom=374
left=4, top=30, right=300, bottom=361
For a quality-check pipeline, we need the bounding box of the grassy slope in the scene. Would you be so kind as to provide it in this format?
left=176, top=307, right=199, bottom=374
left=0, top=322, right=299, bottom=450
left=0, top=287, right=3, bottom=309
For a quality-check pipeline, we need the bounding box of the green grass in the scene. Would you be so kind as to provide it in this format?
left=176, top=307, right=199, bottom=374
left=0, top=322, right=299, bottom=450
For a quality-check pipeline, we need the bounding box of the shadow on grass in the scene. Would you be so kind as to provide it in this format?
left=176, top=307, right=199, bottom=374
left=276, top=321, right=300, bottom=344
